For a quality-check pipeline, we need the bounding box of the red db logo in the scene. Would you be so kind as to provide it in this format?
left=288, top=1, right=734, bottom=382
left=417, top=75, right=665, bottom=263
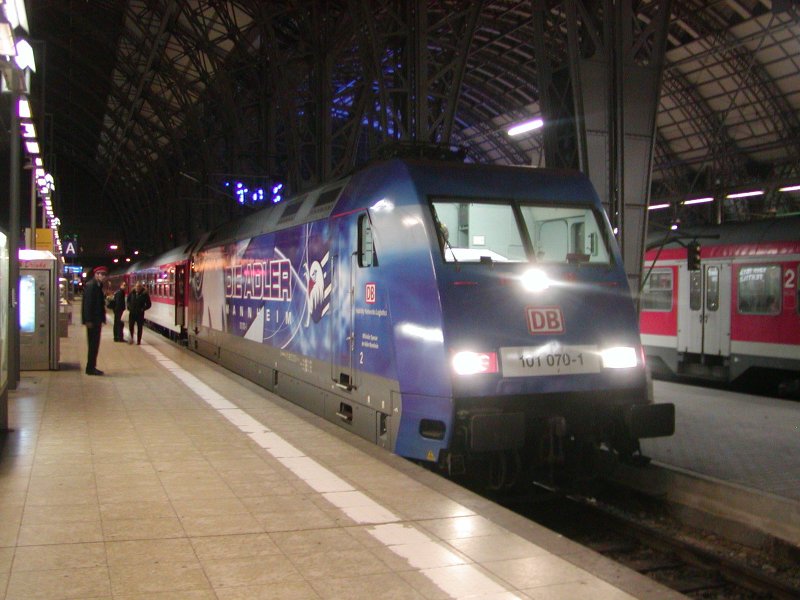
left=526, top=307, right=564, bottom=334
left=365, top=283, right=376, bottom=304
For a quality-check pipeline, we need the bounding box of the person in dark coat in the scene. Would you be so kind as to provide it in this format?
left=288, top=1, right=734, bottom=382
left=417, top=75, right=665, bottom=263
left=127, top=281, right=152, bottom=345
left=112, top=281, right=127, bottom=342
left=82, top=266, right=108, bottom=375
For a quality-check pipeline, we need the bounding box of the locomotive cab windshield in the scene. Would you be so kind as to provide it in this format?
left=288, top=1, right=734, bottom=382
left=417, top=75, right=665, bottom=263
left=430, top=199, right=612, bottom=266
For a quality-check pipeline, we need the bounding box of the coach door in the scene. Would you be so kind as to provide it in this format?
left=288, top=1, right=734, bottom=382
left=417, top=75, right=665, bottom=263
left=174, top=263, right=186, bottom=328
left=678, top=262, right=731, bottom=356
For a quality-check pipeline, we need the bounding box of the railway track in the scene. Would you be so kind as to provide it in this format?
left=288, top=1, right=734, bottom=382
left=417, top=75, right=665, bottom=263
left=497, top=484, right=800, bottom=599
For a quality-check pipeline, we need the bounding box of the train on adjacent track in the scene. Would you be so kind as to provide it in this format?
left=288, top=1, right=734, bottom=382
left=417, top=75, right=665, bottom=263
left=639, top=216, right=800, bottom=393
left=108, top=159, right=674, bottom=487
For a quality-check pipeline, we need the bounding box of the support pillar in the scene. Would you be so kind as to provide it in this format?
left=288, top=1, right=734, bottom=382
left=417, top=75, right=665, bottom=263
left=533, top=0, right=672, bottom=301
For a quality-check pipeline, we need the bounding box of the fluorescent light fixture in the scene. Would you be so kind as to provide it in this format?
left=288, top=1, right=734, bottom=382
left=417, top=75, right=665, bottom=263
left=648, top=203, right=670, bottom=210
left=25, top=140, right=40, bottom=154
left=4, top=0, right=30, bottom=33
left=683, top=197, right=714, bottom=205
left=507, top=118, right=544, bottom=137
left=18, top=98, right=31, bottom=118
left=14, top=38, right=35, bottom=71
left=20, top=121, right=35, bottom=138
left=778, top=184, right=800, bottom=193
left=726, top=190, right=763, bottom=199
left=0, top=22, right=15, bottom=57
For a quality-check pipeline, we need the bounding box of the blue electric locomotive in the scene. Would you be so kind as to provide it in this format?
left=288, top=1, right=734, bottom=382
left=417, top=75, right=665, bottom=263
left=140, top=159, right=675, bottom=484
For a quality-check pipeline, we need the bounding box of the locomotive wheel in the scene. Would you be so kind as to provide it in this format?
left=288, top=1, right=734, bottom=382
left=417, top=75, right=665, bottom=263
left=486, top=450, right=523, bottom=491
left=487, top=451, right=507, bottom=491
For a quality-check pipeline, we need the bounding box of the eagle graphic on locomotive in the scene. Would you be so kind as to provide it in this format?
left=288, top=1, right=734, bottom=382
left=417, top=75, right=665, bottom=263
left=109, top=159, right=675, bottom=488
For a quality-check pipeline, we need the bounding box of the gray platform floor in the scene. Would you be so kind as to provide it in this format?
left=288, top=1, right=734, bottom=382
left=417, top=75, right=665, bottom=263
left=642, top=380, right=800, bottom=502
left=0, top=317, right=681, bottom=600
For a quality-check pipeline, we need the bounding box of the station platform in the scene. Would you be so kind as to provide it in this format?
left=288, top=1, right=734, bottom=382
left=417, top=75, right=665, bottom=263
left=1, top=317, right=681, bottom=599
left=637, top=379, right=800, bottom=548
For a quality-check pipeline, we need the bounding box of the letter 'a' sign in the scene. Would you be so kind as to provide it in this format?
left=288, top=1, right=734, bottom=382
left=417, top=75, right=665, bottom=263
left=526, top=307, right=564, bottom=334
left=63, top=240, right=77, bottom=256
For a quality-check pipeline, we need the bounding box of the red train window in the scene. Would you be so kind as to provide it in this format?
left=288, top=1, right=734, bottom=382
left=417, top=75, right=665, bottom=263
left=641, top=268, right=673, bottom=311
left=738, top=265, right=781, bottom=315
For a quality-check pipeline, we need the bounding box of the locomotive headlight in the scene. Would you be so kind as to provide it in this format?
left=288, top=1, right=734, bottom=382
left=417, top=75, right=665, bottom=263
left=600, top=346, right=638, bottom=369
left=520, top=268, right=551, bottom=292
left=452, top=351, right=498, bottom=375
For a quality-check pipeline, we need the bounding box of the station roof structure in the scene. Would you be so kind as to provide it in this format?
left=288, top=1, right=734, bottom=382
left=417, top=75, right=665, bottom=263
left=14, top=0, right=800, bottom=260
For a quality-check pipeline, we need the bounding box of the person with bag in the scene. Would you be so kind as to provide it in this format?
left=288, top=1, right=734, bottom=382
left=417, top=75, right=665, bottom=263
left=126, top=281, right=152, bottom=345
left=111, top=281, right=127, bottom=342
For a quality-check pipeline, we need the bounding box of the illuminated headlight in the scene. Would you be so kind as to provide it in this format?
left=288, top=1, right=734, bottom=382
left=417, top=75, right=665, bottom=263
left=600, top=346, right=638, bottom=369
left=520, top=268, right=550, bottom=292
left=452, top=351, right=498, bottom=375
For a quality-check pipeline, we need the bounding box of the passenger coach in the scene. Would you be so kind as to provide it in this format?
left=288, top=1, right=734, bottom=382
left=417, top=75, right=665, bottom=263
left=640, top=216, right=800, bottom=387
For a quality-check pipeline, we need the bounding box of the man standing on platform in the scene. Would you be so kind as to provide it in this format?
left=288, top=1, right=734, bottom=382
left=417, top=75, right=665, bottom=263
left=82, top=266, right=108, bottom=375
left=112, top=281, right=127, bottom=342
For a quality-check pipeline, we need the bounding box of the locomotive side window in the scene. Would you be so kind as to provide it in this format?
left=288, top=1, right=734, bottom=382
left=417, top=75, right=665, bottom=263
left=738, top=265, right=781, bottom=314
left=358, top=214, right=378, bottom=267
left=641, top=268, right=673, bottom=311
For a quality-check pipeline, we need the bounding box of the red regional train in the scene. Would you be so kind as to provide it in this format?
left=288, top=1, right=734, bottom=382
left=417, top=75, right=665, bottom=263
left=639, top=216, right=800, bottom=391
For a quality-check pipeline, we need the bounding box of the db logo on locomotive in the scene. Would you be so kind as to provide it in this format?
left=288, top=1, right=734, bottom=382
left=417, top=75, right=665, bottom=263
left=526, top=307, right=564, bottom=334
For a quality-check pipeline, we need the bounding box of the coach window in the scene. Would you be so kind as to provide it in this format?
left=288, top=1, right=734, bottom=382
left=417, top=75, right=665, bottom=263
left=738, top=265, right=781, bottom=314
left=358, top=214, right=378, bottom=267
left=641, top=268, right=673, bottom=311
left=689, top=270, right=702, bottom=311
left=706, top=266, right=719, bottom=311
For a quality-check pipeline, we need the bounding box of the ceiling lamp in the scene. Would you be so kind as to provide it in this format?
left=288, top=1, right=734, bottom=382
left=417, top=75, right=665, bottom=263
left=507, top=118, right=544, bottom=137
left=683, top=197, right=714, bottom=205
left=726, top=190, right=763, bottom=199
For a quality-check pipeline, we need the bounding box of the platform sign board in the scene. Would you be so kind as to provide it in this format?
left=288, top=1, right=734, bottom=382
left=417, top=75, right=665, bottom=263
left=62, top=238, right=78, bottom=257
left=35, top=228, right=55, bottom=253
